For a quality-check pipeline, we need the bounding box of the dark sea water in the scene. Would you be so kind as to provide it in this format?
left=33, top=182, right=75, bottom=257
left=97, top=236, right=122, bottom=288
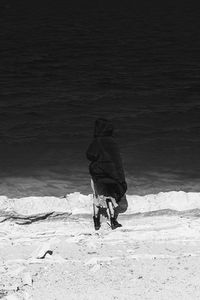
left=1, top=2, right=200, bottom=197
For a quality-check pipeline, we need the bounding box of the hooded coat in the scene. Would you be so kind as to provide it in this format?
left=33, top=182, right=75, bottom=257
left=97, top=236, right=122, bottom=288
left=86, top=118, right=127, bottom=202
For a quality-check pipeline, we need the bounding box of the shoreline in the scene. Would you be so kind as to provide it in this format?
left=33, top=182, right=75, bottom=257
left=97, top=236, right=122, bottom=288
left=1, top=191, right=200, bottom=220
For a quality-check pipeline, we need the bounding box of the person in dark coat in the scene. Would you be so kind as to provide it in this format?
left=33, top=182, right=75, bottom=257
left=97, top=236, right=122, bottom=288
left=86, top=118, right=127, bottom=230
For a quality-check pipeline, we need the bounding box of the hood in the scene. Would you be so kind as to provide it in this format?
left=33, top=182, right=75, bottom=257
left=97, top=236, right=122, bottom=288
left=94, top=118, right=114, bottom=137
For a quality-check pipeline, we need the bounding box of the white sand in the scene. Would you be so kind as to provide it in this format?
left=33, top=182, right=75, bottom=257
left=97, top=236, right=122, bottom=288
left=1, top=191, right=200, bottom=299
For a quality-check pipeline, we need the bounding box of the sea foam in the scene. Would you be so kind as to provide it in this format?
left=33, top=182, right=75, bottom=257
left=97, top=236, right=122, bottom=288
left=1, top=191, right=200, bottom=217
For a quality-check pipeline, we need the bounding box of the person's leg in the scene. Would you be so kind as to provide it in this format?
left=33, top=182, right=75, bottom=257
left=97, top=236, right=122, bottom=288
left=106, top=199, right=122, bottom=229
left=106, top=199, right=115, bottom=218
left=91, top=180, right=101, bottom=230
left=93, top=204, right=100, bottom=230
left=93, top=203, right=100, bottom=218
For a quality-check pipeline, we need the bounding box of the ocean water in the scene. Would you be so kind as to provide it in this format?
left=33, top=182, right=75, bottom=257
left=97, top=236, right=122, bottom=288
left=1, top=2, right=200, bottom=197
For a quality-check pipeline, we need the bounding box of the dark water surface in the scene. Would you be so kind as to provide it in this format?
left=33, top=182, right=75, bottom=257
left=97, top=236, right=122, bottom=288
left=1, top=2, right=200, bottom=197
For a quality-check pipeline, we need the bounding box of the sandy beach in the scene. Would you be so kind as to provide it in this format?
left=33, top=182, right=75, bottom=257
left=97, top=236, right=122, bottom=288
left=2, top=3, right=200, bottom=299
left=1, top=192, right=200, bottom=299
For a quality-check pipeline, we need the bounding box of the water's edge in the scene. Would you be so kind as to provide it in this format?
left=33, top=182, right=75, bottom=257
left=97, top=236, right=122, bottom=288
left=1, top=191, right=200, bottom=219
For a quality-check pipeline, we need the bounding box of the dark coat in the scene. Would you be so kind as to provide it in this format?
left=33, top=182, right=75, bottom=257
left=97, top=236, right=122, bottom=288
left=86, top=119, right=127, bottom=201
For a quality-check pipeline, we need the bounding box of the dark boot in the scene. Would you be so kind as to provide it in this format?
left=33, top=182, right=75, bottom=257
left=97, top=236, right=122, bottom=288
left=110, top=217, right=122, bottom=230
left=93, top=216, right=101, bottom=230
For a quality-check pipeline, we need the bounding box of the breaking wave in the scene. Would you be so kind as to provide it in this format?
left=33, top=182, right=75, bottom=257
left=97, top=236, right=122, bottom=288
left=1, top=191, right=200, bottom=223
